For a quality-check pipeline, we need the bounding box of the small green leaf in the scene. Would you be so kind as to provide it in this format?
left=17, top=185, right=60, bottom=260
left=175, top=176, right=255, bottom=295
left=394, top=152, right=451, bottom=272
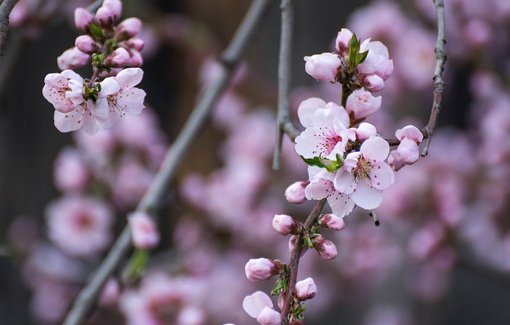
left=348, top=34, right=360, bottom=70
left=304, top=235, right=314, bottom=248
left=300, top=156, right=326, bottom=168
left=124, top=249, right=149, bottom=281
left=89, top=23, right=104, bottom=39
left=357, top=50, right=369, bottom=65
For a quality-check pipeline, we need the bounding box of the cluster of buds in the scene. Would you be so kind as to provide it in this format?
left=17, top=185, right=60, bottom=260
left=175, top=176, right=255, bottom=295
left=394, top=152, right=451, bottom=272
left=42, top=0, right=146, bottom=134
left=242, top=212, right=346, bottom=324
left=62, top=0, right=144, bottom=71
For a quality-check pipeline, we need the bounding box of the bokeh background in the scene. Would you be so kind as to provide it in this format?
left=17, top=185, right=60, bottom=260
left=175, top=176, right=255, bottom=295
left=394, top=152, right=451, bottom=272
left=2, top=0, right=510, bottom=324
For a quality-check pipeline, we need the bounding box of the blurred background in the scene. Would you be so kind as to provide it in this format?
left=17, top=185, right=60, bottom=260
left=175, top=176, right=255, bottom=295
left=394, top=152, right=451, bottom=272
left=2, top=0, right=510, bottom=324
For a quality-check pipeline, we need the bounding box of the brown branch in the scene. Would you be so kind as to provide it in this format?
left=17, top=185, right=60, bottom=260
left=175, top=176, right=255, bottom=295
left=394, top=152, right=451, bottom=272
left=281, top=198, right=326, bottom=324
left=62, top=1, right=275, bottom=324
left=0, top=0, right=19, bottom=56
left=272, top=0, right=301, bottom=170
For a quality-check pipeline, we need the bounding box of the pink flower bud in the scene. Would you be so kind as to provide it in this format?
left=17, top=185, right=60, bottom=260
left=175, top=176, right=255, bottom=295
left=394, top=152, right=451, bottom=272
left=345, top=88, right=382, bottom=120
left=336, top=28, right=353, bottom=55
left=256, top=307, right=281, bottom=325
left=272, top=214, right=297, bottom=236
left=388, top=138, right=420, bottom=171
left=126, top=49, right=143, bottom=67
left=245, top=258, right=278, bottom=281
left=106, top=47, right=130, bottom=67
left=313, top=235, right=337, bottom=260
left=395, top=125, right=423, bottom=143
left=285, top=181, right=307, bottom=204
left=304, top=53, right=341, bottom=82
left=243, top=291, right=273, bottom=318
left=116, top=17, right=142, bottom=39
left=74, top=7, right=93, bottom=31
left=295, top=277, right=317, bottom=300
left=125, top=37, right=145, bottom=51
left=57, top=47, right=90, bottom=70
left=358, top=40, right=393, bottom=80
left=128, top=211, right=160, bottom=249
left=95, top=0, right=122, bottom=27
left=363, top=74, right=385, bottom=92
left=318, top=213, right=345, bottom=231
left=355, top=122, right=377, bottom=141
left=75, top=35, right=97, bottom=54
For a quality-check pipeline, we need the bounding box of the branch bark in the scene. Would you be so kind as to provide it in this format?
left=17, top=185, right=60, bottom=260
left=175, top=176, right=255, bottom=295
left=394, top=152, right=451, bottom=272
left=62, top=1, right=275, bottom=324
left=272, top=0, right=300, bottom=170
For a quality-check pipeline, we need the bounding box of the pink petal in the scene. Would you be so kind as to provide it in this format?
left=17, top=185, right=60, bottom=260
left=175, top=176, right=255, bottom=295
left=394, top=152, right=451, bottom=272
left=115, top=67, right=143, bottom=89
left=333, top=170, right=355, bottom=194
left=360, top=136, right=389, bottom=162
left=116, top=88, right=146, bottom=115
left=99, top=77, right=120, bottom=97
left=305, top=178, right=331, bottom=200
left=370, top=162, right=395, bottom=190
left=242, top=291, right=273, bottom=318
left=54, top=104, right=87, bottom=132
left=297, top=97, right=326, bottom=128
left=327, top=191, right=355, bottom=218
left=351, top=181, right=383, bottom=209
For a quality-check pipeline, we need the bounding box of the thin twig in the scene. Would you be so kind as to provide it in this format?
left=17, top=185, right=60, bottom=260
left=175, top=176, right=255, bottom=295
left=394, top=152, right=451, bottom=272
left=0, top=0, right=19, bottom=55
left=272, top=0, right=300, bottom=170
left=421, top=0, right=446, bottom=156
left=86, top=0, right=104, bottom=12
left=62, top=1, right=274, bottom=324
left=281, top=198, right=326, bottom=324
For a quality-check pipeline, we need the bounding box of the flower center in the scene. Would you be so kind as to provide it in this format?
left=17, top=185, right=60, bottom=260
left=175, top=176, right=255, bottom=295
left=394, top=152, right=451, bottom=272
left=352, top=155, right=371, bottom=179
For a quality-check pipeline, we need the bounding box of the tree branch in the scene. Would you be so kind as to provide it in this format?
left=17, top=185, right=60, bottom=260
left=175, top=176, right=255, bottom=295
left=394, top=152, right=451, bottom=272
left=272, top=0, right=300, bottom=170
left=62, top=1, right=275, bottom=324
left=0, top=0, right=19, bottom=56
left=281, top=198, right=326, bottom=324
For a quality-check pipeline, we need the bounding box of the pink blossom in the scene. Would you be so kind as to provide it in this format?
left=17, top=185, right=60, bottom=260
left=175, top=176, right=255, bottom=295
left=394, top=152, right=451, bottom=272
left=9, top=0, right=29, bottom=27
left=318, top=213, right=345, bottom=231
left=96, top=0, right=122, bottom=26
left=46, top=195, right=113, bottom=256
left=177, top=306, right=205, bottom=325
left=334, top=136, right=394, bottom=210
left=126, top=37, right=145, bottom=51
left=305, top=167, right=355, bottom=218
left=99, top=67, right=146, bottom=127
left=295, top=102, right=352, bottom=160
left=127, top=49, right=144, bottom=67
left=242, top=291, right=273, bottom=318
left=396, top=125, right=423, bottom=143
left=358, top=40, right=393, bottom=81
left=297, top=97, right=327, bottom=128
left=116, top=17, right=143, bottom=39
left=57, top=47, right=90, bottom=70
left=99, top=278, right=121, bottom=306
left=53, top=147, right=90, bottom=193
left=113, top=159, right=153, bottom=208
left=245, top=258, right=278, bottom=281
left=284, top=181, right=307, bottom=204
left=42, top=70, right=84, bottom=114
left=74, top=7, right=93, bottom=31
left=304, top=53, right=341, bottom=82
left=345, top=88, right=382, bottom=120
left=355, top=122, right=377, bottom=141
left=335, top=28, right=354, bottom=55
left=129, top=211, right=160, bottom=249
left=295, top=277, right=317, bottom=300
left=363, top=74, right=385, bottom=92
left=256, top=307, right=281, bottom=325
left=272, top=214, right=297, bottom=235
left=313, top=235, right=338, bottom=260
left=388, top=138, right=420, bottom=171
left=106, top=47, right=131, bottom=67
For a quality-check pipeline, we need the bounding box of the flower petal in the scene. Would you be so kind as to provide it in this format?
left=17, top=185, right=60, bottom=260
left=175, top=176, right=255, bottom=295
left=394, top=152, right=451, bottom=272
left=370, top=162, right=395, bottom=190
left=54, top=104, right=86, bottom=132
left=333, top=170, right=355, bottom=194
left=360, top=136, right=389, bottom=162
left=298, top=97, right=326, bottom=128
left=351, top=181, right=383, bottom=209
left=327, top=191, right=355, bottom=218
left=242, top=291, right=273, bottom=318
left=115, top=67, right=143, bottom=89
left=116, top=88, right=146, bottom=115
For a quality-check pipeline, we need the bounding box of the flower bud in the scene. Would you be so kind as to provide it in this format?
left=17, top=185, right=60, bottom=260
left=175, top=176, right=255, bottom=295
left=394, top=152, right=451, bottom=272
left=272, top=214, right=297, bottom=236
left=318, top=213, right=345, bottom=231
left=75, top=35, right=97, bottom=54
left=245, top=258, right=278, bottom=281
left=127, top=49, right=143, bottom=67
left=295, top=277, right=317, bottom=300
left=388, top=138, right=420, bottom=171
left=116, top=17, right=142, bottom=39
left=355, top=122, right=377, bottom=141
left=57, top=47, right=90, bottom=70
left=336, top=28, right=353, bottom=55
left=74, top=7, right=93, bottom=31
left=304, top=53, right=341, bottom=82
left=363, top=74, right=385, bottom=92
left=345, top=88, right=382, bottom=120
left=284, top=181, right=307, bottom=204
left=128, top=211, right=160, bottom=249
left=395, top=125, right=423, bottom=143
left=256, top=307, right=281, bottom=325
left=125, top=37, right=145, bottom=51
left=96, top=0, right=122, bottom=27
left=105, top=47, right=130, bottom=67
left=313, top=235, right=337, bottom=260
left=243, top=291, right=273, bottom=318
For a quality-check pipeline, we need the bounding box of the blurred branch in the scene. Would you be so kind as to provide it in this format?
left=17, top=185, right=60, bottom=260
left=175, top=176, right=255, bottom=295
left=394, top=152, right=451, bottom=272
left=272, top=0, right=300, bottom=170
left=0, top=0, right=19, bottom=55
left=421, top=0, right=446, bottom=156
left=281, top=198, right=326, bottom=324
left=86, top=0, right=103, bottom=12
left=62, top=1, right=275, bottom=324
left=384, top=0, right=446, bottom=153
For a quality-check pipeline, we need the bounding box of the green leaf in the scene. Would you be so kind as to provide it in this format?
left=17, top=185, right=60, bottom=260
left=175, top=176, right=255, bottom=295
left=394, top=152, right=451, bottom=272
left=88, top=23, right=104, bottom=39
left=357, top=50, right=369, bottom=65
left=125, top=249, right=149, bottom=281
left=300, top=156, right=326, bottom=169
left=304, top=235, right=314, bottom=248
left=348, top=34, right=360, bottom=70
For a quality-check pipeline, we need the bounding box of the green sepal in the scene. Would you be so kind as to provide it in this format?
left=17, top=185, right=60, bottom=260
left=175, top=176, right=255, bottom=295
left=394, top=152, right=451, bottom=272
left=300, top=156, right=326, bottom=169
left=356, top=50, right=369, bottom=65
left=89, top=23, right=104, bottom=40
left=304, top=235, right=314, bottom=249
left=124, top=249, right=149, bottom=280
left=272, top=276, right=287, bottom=296
left=348, top=34, right=361, bottom=70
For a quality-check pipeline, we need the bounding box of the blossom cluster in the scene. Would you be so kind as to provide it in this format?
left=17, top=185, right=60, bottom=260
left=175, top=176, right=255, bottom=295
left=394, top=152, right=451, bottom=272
left=42, top=0, right=146, bottom=134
